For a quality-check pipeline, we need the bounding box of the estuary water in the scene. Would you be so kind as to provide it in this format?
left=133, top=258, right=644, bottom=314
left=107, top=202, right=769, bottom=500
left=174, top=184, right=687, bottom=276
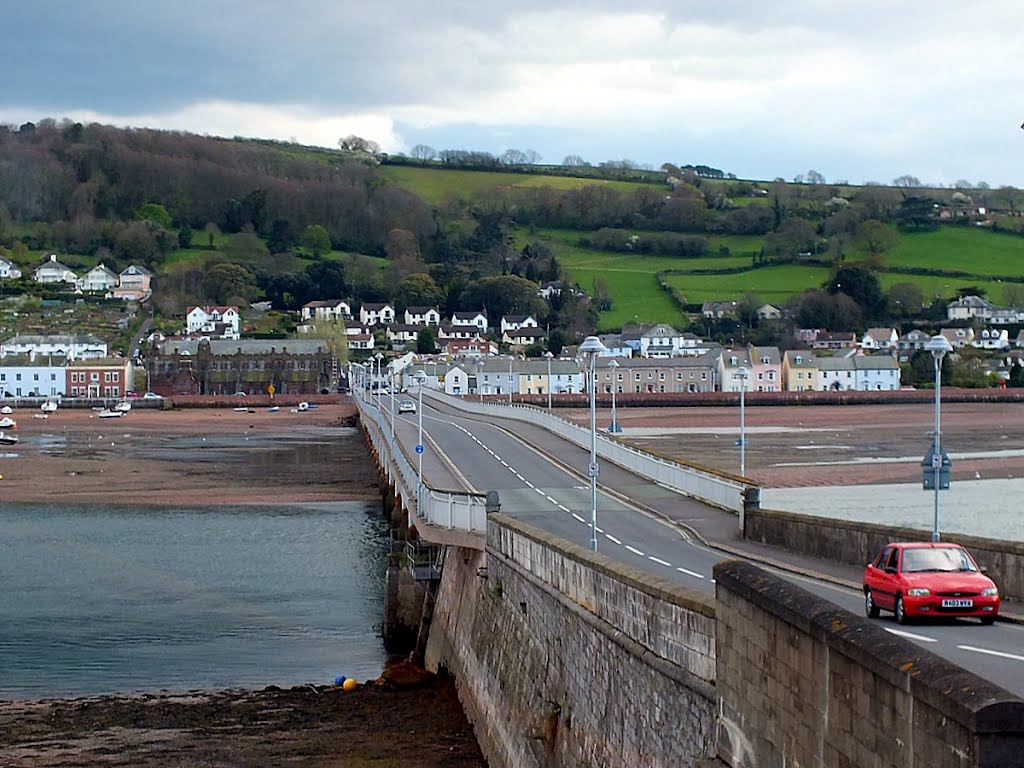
left=0, top=501, right=389, bottom=700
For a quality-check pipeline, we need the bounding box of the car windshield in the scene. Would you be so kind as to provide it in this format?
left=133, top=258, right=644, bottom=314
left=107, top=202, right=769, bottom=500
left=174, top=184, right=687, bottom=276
left=902, top=547, right=977, bottom=573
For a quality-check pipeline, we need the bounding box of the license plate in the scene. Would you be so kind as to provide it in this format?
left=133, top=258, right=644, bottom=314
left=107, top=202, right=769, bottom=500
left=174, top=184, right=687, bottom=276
left=942, top=599, right=973, bottom=608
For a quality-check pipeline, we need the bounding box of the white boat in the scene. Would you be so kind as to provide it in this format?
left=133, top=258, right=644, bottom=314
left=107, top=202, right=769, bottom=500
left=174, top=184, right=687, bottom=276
left=297, top=401, right=310, bottom=412
left=40, top=401, right=58, bottom=413
left=114, top=401, right=132, bottom=412
left=0, top=416, right=15, bottom=429
left=97, top=409, right=123, bottom=418
left=0, top=430, right=18, bottom=446
left=0, top=405, right=12, bottom=414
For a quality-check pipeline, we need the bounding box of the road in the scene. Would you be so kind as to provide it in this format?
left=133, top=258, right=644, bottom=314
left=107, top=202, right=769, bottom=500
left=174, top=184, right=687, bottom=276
left=383, top=393, right=1024, bottom=698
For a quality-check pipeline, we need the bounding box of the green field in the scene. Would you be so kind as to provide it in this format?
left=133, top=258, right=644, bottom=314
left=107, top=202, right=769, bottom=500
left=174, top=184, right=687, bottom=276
left=662, top=265, right=831, bottom=306
left=887, top=227, right=1024, bottom=276
left=380, top=166, right=663, bottom=205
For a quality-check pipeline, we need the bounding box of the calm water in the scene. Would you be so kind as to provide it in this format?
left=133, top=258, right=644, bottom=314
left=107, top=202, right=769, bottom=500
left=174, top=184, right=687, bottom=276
left=0, top=502, right=389, bottom=700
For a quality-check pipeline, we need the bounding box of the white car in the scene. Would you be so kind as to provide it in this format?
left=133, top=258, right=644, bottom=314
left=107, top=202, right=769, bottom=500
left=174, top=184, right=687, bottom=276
left=397, top=399, right=416, bottom=414
left=142, top=392, right=163, bottom=400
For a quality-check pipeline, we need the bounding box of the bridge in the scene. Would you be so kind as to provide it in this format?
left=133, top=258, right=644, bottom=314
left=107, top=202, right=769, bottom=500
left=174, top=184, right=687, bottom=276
left=351, top=366, right=1024, bottom=767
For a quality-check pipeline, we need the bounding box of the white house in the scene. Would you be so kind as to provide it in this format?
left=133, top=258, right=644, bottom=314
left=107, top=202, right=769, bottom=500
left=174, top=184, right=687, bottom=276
left=348, top=333, right=374, bottom=350
left=0, top=256, right=22, bottom=280
left=186, top=305, right=240, bottom=340
left=76, top=263, right=120, bottom=293
left=940, top=327, right=975, bottom=349
left=301, top=299, right=351, bottom=323
left=499, top=314, right=538, bottom=334
left=502, top=327, right=546, bottom=348
left=639, top=324, right=687, bottom=358
left=947, top=295, right=993, bottom=321
left=756, top=304, right=782, bottom=321
left=385, top=324, right=421, bottom=346
left=818, top=355, right=900, bottom=391
left=860, top=327, right=899, bottom=352
left=359, top=303, right=395, bottom=327
left=0, top=355, right=67, bottom=398
left=1, top=333, right=107, bottom=361
left=718, top=348, right=754, bottom=392
left=973, top=328, right=1010, bottom=350
left=33, top=254, right=78, bottom=285
left=404, top=306, right=441, bottom=326
left=450, top=311, right=488, bottom=333
left=444, top=365, right=470, bottom=395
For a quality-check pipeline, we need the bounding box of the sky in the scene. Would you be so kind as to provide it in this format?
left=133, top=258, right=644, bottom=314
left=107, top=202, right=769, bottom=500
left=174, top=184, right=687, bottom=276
left=3, top=1, right=1023, bottom=187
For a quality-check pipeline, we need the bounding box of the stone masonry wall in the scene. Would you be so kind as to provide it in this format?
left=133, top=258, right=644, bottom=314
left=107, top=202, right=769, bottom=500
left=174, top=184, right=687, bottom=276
left=425, top=514, right=717, bottom=768
left=745, top=507, right=1024, bottom=603
left=714, top=560, right=1024, bottom=768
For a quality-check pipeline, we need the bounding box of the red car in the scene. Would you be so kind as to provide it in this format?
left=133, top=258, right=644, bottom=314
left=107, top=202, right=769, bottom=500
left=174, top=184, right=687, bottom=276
left=863, top=542, right=1000, bottom=625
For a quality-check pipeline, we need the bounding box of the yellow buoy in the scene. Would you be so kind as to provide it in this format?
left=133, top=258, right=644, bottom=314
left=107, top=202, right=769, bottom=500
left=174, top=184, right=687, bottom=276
left=342, top=677, right=358, bottom=692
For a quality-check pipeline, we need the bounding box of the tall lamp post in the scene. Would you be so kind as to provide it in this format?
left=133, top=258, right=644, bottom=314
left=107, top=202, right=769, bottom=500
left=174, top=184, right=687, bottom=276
left=925, top=334, right=953, bottom=542
left=388, top=367, right=396, bottom=438
left=607, top=359, right=621, bottom=433
left=373, top=352, right=384, bottom=411
left=415, top=370, right=427, bottom=493
left=579, top=335, right=608, bottom=551
left=544, top=351, right=554, bottom=411
left=508, top=356, right=514, bottom=405
left=477, top=359, right=484, bottom=403
left=735, top=367, right=749, bottom=476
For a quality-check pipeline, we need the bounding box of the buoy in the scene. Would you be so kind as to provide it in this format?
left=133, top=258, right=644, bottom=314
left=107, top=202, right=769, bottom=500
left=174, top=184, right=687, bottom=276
left=334, top=675, right=347, bottom=686
left=342, top=678, right=358, bottom=692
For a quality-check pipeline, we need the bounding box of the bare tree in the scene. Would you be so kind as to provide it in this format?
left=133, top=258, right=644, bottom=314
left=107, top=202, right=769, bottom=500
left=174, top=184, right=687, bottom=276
left=893, top=174, right=922, bottom=188
left=410, top=144, right=436, bottom=161
left=562, top=155, right=589, bottom=167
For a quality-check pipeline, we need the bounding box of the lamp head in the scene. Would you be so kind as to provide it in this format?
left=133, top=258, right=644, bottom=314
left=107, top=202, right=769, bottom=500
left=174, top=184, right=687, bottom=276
left=924, top=334, right=953, bottom=358
left=578, top=336, right=607, bottom=356
left=544, top=351, right=554, bottom=360
left=608, top=359, right=619, bottom=370
left=415, top=371, right=428, bottom=384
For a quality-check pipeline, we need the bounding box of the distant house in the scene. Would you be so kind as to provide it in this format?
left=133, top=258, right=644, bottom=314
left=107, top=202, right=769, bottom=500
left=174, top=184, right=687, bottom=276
left=186, top=305, right=240, bottom=340
left=1, top=333, right=108, bottom=361
left=450, top=310, right=488, bottom=333
left=748, top=345, right=782, bottom=392
left=404, top=306, right=441, bottom=326
left=782, top=350, right=820, bottom=392
left=811, top=331, right=858, bottom=350
left=499, top=315, right=538, bottom=334
left=701, top=300, right=738, bottom=320
left=445, top=336, right=497, bottom=358
left=897, top=329, right=932, bottom=355
left=76, top=263, right=120, bottom=293
left=33, top=254, right=78, bottom=285
left=756, top=304, right=782, bottom=321
left=538, top=281, right=565, bottom=299
left=861, top=327, right=899, bottom=352
left=348, top=333, right=375, bottom=351
left=599, top=353, right=719, bottom=394
left=719, top=348, right=754, bottom=392
left=0, top=256, right=22, bottom=280
left=502, top=326, right=546, bottom=348
left=818, top=355, right=900, bottom=391
left=301, top=299, right=351, bottom=323
left=940, top=327, right=975, bottom=349
left=66, top=357, right=133, bottom=399
left=0, top=353, right=66, bottom=397
left=947, top=295, right=993, bottom=321
left=973, top=328, right=1009, bottom=350
left=359, top=303, right=395, bottom=327
left=112, top=264, right=153, bottom=301
left=385, top=324, right=421, bottom=346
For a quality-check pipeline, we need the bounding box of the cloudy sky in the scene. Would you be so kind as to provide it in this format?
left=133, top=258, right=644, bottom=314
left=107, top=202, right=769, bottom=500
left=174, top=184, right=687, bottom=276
left=3, top=1, right=1022, bottom=186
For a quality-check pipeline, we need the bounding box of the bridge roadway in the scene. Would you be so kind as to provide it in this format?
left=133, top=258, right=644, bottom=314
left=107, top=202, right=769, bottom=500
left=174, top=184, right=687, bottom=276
left=382, top=392, right=1024, bottom=698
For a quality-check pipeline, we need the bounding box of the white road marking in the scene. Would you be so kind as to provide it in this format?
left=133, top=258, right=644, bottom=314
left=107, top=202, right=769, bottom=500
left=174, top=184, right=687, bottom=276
left=572, top=513, right=587, bottom=524
left=500, top=460, right=509, bottom=467
left=605, top=534, right=622, bottom=545
left=676, top=567, right=706, bottom=580
left=545, top=495, right=558, bottom=504
left=534, top=488, right=545, bottom=495
left=885, top=628, right=938, bottom=643
left=957, top=645, right=1024, bottom=663
left=625, top=545, right=645, bottom=556
left=557, top=504, right=570, bottom=513
left=648, top=556, right=671, bottom=567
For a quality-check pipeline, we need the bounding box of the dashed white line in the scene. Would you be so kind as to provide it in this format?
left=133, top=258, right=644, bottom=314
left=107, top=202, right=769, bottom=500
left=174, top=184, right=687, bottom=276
left=625, top=545, right=645, bottom=556
left=957, top=645, right=1024, bottom=662
left=648, top=556, right=671, bottom=567
left=605, top=534, right=622, bottom=545
left=885, top=628, right=938, bottom=643
left=534, top=488, right=545, bottom=496
left=572, top=513, right=587, bottom=524
left=676, top=567, right=705, bottom=580
left=557, top=504, right=570, bottom=513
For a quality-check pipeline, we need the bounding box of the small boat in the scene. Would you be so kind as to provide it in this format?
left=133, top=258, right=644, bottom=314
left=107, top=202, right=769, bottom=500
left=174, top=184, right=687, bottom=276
left=114, top=401, right=132, bottom=412
left=97, top=409, right=123, bottom=418
left=0, top=430, right=18, bottom=446
left=40, top=401, right=58, bottom=413
left=297, top=401, right=310, bottom=412
left=0, top=405, right=12, bottom=414
left=0, top=416, right=15, bottom=429
left=268, top=406, right=280, bottom=413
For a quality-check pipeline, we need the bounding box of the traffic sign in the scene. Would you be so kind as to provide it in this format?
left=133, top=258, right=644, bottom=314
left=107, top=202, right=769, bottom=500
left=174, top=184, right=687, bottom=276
left=588, top=461, right=599, bottom=478
left=415, top=444, right=424, bottom=454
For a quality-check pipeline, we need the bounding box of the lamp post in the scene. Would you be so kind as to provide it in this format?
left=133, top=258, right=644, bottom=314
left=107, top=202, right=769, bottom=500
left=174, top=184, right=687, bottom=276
left=415, top=370, right=427, bottom=493
left=373, top=352, right=384, bottom=411
left=508, top=356, right=514, bottom=405
left=607, top=359, right=621, bottom=433
left=925, top=334, right=953, bottom=543
left=478, top=359, right=484, bottom=403
left=388, top=368, right=396, bottom=438
left=735, top=367, right=749, bottom=477
left=579, top=335, right=608, bottom=551
left=544, top=351, right=554, bottom=411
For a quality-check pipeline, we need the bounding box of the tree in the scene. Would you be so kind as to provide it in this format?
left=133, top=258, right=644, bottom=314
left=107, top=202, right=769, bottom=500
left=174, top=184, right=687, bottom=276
left=762, top=218, right=816, bottom=261
left=393, top=273, right=444, bottom=309
left=205, top=222, right=220, bottom=248
left=591, top=277, right=612, bottom=311
left=134, top=202, right=172, bottom=230
left=806, top=170, right=826, bottom=185
left=895, top=196, right=938, bottom=231
left=410, top=144, right=436, bottom=161
left=853, top=219, right=899, bottom=261
left=893, top=174, right=922, bottom=188
left=737, top=291, right=764, bottom=328
left=887, top=282, right=925, bottom=318
left=305, top=317, right=349, bottom=365
left=177, top=224, right=193, bottom=249
left=459, top=275, right=546, bottom=320
left=338, top=135, right=380, bottom=156
left=562, top=155, right=589, bottom=167
left=1003, top=283, right=1024, bottom=309
left=301, top=224, right=331, bottom=259
left=204, top=262, right=257, bottom=304
left=416, top=325, right=437, bottom=354
left=827, top=266, right=885, bottom=319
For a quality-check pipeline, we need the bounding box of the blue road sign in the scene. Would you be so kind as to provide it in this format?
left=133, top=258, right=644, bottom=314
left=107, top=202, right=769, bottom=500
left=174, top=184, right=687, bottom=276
left=415, top=444, right=424, bottom=454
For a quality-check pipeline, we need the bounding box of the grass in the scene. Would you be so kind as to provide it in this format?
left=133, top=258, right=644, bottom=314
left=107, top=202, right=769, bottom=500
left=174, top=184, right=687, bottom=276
left=661, top=265, right=831, bottom=306
left=887, top=227, right=1024, bottom=276
left=379, top=166, right=664, bottom=205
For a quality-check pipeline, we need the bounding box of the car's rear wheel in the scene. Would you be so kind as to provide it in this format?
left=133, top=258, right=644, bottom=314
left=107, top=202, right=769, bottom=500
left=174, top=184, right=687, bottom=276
left=895, top=595, right=909, bottom=625
left=864, top=589, right=880, bottom=619
left=980, top=616, right=996, bottom=626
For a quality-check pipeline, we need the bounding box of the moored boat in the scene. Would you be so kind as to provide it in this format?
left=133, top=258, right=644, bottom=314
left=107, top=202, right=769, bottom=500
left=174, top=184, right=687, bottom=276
left=97, top=409, right=123, bottom=418
left=40, top=400, right=58, bottom=413
left=0, top=430, right=18, bottom=445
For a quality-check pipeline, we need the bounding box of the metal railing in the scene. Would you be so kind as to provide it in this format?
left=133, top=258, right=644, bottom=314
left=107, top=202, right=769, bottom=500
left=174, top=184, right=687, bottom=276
left=423, top=389, right=748, bottom=512
left=353, top=387, right=489, bottom=533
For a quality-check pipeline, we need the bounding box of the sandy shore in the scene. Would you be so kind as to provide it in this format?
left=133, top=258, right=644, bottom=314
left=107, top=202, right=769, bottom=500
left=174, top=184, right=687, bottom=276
left=0, top=402, right=381, bottom=506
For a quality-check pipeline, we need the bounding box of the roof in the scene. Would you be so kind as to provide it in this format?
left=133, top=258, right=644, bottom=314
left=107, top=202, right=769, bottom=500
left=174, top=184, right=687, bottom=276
left=120, top=264, right=153, bottom=276
left=3, top=333, right=105, bottom=346
left=361, top=302, right=393, bottom=311
left=641, top=323, right=683, bottom=338
left=502, top=314, right=534, bottom=324
left=405, top=305, right=438, bottom=314
left=783, top=350, right=819, bottom=366
left=452, top=310, right=487, bottom=320
left=159, top=339, right=328, bottom=356
left=187, top=305, right=239, bottom=314
left=750, top=346, right=781, bottom=364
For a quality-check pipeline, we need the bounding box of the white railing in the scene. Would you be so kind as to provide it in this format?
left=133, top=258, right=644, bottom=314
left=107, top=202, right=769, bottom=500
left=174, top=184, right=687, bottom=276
left=353, top=388, right=489, bottom=533
left=423, top=389, right=747, bottom=512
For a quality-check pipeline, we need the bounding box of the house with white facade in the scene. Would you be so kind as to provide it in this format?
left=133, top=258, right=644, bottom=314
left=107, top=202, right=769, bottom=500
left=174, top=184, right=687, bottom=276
left=701, top=300, right=738, bottom=319
left=404, top=306, right=441, bottom=326
left=112, top=264, right=153, bottom=301
left=973, top=327, right=1010, bottom=350
left=0, top=354, right=67, bottom=398
left=861, top=327, right=899, bottom=352
left=638, top=324, right=687, bottom=358
left=359, top=303, right=395, bottom=327
left=940, top=327, right=975, bottom=349
left=445, top=336, right=497, bottom=358
left=76, top=263, right=120, bottom=293
left=1, top=333, right=107, bottom=361
left=0, top=256, right=22, bottom=280
left=594, top=333, right=634, bottom=358
left=502, top=327, right=546, bottom=348
left=301, top=299, right=351, bottom=323
left=348, top=333, right=374, bottom=351
left=385, top=324, right=421, bottom=347
left=897, top=329, right=933, bottom=357
left=947, top=295, right=993, bottom=321
left=499, top=315, right=538, bottom=334
left=756, top=304, right=782, bottom=321
left=451, top=311, right=489, bottom=333
left=186, top=306, right=240, bottom=340
left=719, top=348, right=754, bottom=392
left=817, top=355, right=900, bottom=391
left=33, top=255, right=78, bottom=285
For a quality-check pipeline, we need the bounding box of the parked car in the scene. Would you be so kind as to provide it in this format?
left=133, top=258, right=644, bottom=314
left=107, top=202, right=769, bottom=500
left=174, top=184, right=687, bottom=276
left=398, top=399, right=416, bottom=414
left=142, top=392, right=163, bottom=400
left=863, top=542, right=1000, bottom=625
left=124, top=391, right=140, bottom=399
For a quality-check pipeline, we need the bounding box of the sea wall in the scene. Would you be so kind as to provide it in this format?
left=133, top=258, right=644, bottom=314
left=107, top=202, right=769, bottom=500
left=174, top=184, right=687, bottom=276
left=745, top=507, right=1024, bottom=603
left=714, top=560, right=1024, bottom=768
left=425, top=514, right=717, bottom=768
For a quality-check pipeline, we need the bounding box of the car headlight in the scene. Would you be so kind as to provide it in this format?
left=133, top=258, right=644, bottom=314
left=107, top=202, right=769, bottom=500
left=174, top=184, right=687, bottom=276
left=982, top=587, right=999, bottom=597
left=906, top=588, right=931, bottom=597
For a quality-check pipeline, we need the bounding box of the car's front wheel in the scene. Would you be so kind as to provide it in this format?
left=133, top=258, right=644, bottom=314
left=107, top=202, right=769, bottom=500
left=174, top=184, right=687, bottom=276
left=980, top=616, right=996, bottom=626
left=895, top=595, right=909, bottom=625
left=864, top=589, right=880, bottom=619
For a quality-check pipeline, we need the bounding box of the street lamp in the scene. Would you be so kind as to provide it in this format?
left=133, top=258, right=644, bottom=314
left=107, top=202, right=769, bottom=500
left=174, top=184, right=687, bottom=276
left=607, top=359, right=621, bottom=433
left=544, top=351, right=554, bottom=411
left=415, top=370, right=428, bottom=493
left=508, top=356, right=514, bottom=405
left=925, top=334, right=953, bottom=542
left=579, top=335, right=608, bottom=551
left=388, top=367, right=396, bottom=438
left=735, top=367, right=749, bottom=476
left=478, top=359, right=485, bottom=403
left=373, top=352, right=384, bottom=411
